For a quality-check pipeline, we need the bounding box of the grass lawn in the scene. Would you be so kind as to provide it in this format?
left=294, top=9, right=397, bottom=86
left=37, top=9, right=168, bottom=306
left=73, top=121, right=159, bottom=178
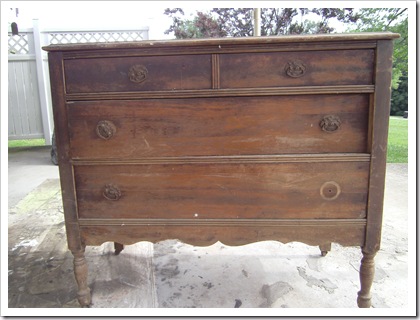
left=8, top=139, right=46, bottom=148
left=387, top=117, right=408, bottom=163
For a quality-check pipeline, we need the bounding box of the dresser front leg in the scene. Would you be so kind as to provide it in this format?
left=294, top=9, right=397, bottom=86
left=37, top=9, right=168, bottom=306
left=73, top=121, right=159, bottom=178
left=72, top=247, right=92, bottom=307
left=357, top=249, right=376, bottom=308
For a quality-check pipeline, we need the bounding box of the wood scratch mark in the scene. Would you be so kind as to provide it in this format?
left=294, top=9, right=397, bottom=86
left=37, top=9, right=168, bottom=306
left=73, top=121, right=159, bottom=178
left=143, top=136, right=150, bottom=149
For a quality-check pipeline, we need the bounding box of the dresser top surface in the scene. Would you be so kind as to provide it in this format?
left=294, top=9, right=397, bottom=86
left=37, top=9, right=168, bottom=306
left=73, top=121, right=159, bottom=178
left=43, top=32, right=399, bottom=52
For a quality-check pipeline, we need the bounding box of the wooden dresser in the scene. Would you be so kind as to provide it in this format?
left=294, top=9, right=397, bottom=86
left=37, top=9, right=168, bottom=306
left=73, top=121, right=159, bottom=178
left=44, top=32, right=398, bottom=308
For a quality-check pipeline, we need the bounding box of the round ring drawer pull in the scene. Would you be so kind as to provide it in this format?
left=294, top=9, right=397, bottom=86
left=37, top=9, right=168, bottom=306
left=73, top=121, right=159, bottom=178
left=320, top=181, right=341, bottom=201
left=320, top=115, right=341, bottom=133
left=103, top=184, right=121, bottom=201
left=96, top=120, right=116, bottom=140
left=128, top=64, right=148, bottom=84
left=285, top=60, right=307, bottom=78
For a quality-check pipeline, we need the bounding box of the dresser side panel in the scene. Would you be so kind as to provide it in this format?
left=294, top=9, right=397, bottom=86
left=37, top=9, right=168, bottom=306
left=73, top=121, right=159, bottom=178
left=47, top=51, right=82, bottom=251
left=365, top=40, right=395, bottom=252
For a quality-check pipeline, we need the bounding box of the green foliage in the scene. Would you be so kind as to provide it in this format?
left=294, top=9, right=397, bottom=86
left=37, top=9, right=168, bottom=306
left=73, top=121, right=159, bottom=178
left=391, top=74, right=408, bottom=116
left=164, top=8, right=408, bottom=116
left=163, top=9, right=227, bottom=38
left=164, top=8, right=360, bottom=38
left=387, top=117, right=408, bottom=163
left=345, top=8, right=408, bottom=115
left=345, top=8, right=408, bottom=89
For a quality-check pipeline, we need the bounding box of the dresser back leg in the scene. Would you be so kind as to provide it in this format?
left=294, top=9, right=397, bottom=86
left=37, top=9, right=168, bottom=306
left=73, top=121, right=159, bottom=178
left=319, top=243, right=332, bottom=256
left=114, top=242, right=125, bottom=255
left=357, top=249, right=376, bottom=308
left=72, top=246, right=92, bottom=307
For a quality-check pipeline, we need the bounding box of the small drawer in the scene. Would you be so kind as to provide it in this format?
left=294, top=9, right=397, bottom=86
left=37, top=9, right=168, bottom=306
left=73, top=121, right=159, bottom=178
left=67, top=94, right=370, bottom=159
left=64, top=54, right=212, bottom=93
left=219, top=49, right=374, bottom=88
left=74, top=161, right=369, bottom=220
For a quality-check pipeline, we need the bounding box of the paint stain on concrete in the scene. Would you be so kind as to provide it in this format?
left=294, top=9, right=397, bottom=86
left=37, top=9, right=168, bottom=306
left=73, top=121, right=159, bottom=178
left=158, top=258, right=180, bottom=281
left=306, top=257, right=320, bottom=272
left=259, top=281, right=293, bottom=307
left=297, top=266, right=337, bottom=294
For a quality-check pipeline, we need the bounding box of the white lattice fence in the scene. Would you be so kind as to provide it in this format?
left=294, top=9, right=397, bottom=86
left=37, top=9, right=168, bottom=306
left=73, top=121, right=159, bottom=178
left=49, top=30, right=148, bottom=44
left=8, top=33, right=30, bottom=54
left=8, top=21, right=149, bottom=144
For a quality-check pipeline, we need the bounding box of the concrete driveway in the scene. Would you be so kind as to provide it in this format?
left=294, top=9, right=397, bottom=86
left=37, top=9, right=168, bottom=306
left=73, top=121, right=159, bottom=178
left=5, top=146, right=412, bottom=315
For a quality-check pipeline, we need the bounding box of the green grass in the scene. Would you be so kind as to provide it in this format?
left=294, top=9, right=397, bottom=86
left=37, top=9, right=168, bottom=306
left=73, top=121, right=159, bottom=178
left=8, top=139, right=46, bottom=148
left=387, top=117, right=408, bottom=163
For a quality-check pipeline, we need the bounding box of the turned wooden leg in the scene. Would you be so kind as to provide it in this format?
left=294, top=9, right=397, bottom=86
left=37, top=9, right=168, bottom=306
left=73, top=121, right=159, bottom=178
left=72, top=247, right=92, bottom=307
left=319, top=243, right=331, bottom=256
left=357, top=249, right=376, bottom=308
left=114, top=242, right=125, bottom=255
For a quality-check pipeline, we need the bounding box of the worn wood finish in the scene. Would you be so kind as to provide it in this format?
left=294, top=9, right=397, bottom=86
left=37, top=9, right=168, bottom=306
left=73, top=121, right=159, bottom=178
left=64, top=55, right=212, bottom=93
left=44, top=32, right=399, bottom=308
left=74, top=161, right=369, bottom=220
left=44, top=32, right=398, bottom=52
left=79, top=223, right=366, bottom=248
left=220, top=50, right=374, bottom=88
left=67, top=94, right=369, bottom=158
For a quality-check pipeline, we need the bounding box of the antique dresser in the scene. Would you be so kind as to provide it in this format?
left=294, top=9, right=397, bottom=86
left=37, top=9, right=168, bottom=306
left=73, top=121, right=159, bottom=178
left=44, top=32, right=399, bottom=308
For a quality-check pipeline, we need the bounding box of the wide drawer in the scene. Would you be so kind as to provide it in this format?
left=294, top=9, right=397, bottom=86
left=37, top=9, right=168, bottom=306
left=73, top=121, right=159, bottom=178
left=64, top=55, right=212, bottom=93
left=74, top=161, right=369, bottom=220
left=219, top=49, right=374, bottom=88
left=67, top=94, right=369, bottom=159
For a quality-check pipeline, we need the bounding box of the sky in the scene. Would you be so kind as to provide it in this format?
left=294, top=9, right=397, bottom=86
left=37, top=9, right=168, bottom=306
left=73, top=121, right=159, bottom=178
left=5, top=1, right=232, bottom=40
left=3, top=1, right=395, bottom=40
left=4, top=1, right=414, bottom=40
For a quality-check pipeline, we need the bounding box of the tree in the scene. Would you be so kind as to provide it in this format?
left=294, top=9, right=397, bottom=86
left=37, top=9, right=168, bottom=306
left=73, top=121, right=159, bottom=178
left=345, top=8, right=408, bottom=115
left=163, top=8, right=227, bottom=38
left=346, top=8, right=408, bottom=88
left=164, top=8, right=360, bottom=38
left=164, top=8, right=408, bottom=115
left=390, top=73, right=408, bottom=116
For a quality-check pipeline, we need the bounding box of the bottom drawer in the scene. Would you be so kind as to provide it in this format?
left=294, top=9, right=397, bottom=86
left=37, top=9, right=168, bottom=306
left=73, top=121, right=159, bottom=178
left=74, top=161, right=369, bottom=220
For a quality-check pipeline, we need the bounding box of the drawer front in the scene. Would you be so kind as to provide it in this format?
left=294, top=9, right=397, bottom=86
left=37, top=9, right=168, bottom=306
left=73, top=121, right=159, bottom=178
left=64, top=55, right=212, bottom=93
left=219, top=50, right=374, bottom=88
left=68, top=94, right=369, bottom=159
left=74, top=161, right=369, bottom=220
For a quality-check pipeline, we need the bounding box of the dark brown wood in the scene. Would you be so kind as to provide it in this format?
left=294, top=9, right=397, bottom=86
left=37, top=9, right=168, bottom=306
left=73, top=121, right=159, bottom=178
left=220, top=50, right=375, bottom=88
left=365, top=40, right=395, bottom=253
left=71, top=246, right=91, bottom=307
left=74, top=161, right=369, bottom=220
left=114, top=242, right=124, bottom=255
left=67, top=95, right=370, bottom=158
left=79, top=223, right=366, bottom=248
left=42, top=32, right=399, bottom=53
left=357, top=250, right=376, bottom=308
left=44, top=32, right=398, bottom=308
left=319, top=243, right=332, bottom=256
left=64, top=55, right=212, bottom=93
left=65, top=85, right=375, bottom=101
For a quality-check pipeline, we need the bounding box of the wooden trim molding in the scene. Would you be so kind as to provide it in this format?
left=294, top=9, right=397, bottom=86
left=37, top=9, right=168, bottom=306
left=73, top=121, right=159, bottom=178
left=65, top=85, right=375, bottom=101
left=71, top=153, right=371, bottom=166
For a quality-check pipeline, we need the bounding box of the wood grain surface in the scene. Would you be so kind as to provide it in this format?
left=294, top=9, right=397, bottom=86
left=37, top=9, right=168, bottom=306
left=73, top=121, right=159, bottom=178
left=220, top=50, right=374, bottom=88
left=67, top=94, right=369, bottom=158
left=74, top=161, right=369, bottom=220
left=64, top=55, right=212, bottom=93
